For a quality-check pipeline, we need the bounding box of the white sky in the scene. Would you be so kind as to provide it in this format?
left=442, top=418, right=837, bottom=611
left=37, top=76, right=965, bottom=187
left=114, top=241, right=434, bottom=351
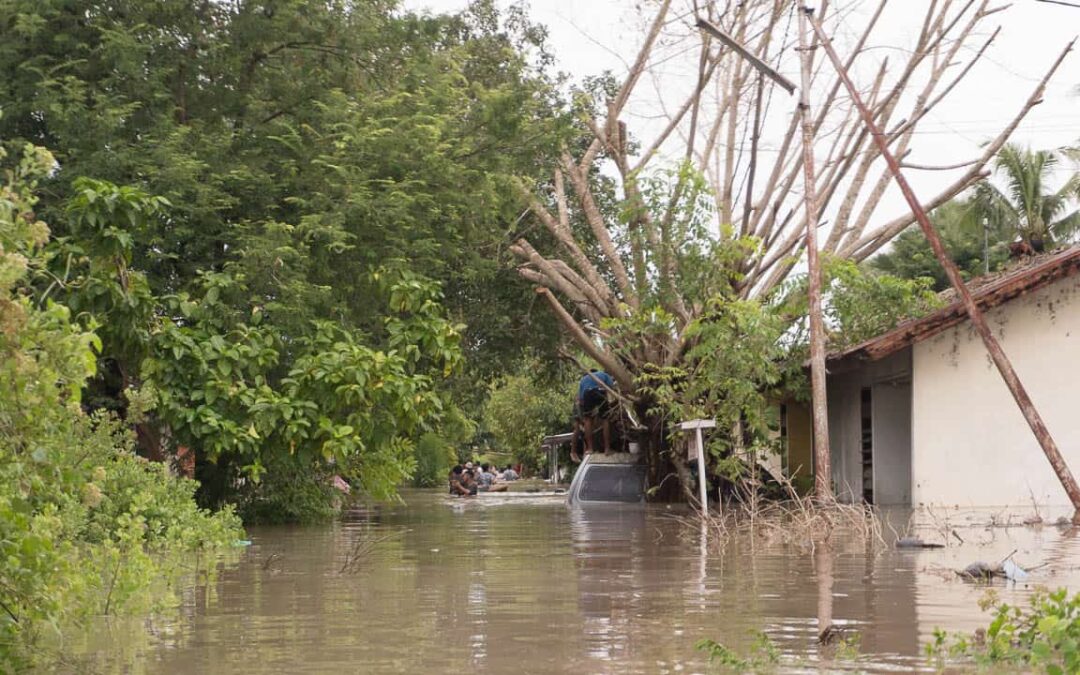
left=402, top=0, right=1079, bottom=228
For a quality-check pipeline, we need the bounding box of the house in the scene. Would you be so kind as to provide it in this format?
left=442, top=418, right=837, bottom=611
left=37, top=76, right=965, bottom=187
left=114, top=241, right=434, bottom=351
left=783, top=246, right=1080, bottom=507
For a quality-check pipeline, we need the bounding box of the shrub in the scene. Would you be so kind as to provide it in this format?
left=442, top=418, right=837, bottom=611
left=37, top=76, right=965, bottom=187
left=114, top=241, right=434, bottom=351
left=412, top=433, right=456, bottom=488
left=928, top=588, right=1080, bottom=673
left=0, top=140, right=242, bottom=669
left=482, top=359, right=571, bottom=472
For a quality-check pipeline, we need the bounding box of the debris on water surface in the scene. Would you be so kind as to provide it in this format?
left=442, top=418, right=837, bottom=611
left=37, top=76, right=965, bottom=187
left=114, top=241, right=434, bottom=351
left=1001, top=559, right=1029, bottom=581
left=957, top=559, right=1029, bottom=582
left=818, top=624, right=858, bottom=645
left=958, top=562, right=999, bottom=580
left=895, top=537, right=944, bottom=549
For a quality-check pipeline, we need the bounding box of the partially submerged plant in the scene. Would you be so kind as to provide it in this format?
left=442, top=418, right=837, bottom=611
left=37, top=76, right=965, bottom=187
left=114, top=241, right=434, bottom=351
left=927, top=587, right=1080, bottom=673
left=696, top=631, right=781, bottom=671
left=685, top=473, right=884, bottom=551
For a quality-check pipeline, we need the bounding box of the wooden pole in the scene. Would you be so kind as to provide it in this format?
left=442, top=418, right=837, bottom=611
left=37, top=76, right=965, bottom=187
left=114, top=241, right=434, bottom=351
left=695, top=18, right=797, bottom=94
left=805, top=7, right=1080, bottom=522
left=797, top=5, right=834, bottom=500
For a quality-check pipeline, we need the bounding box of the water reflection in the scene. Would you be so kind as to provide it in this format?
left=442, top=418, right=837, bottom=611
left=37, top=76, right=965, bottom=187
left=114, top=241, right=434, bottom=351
left=60, top=494, right=1080, bottom=674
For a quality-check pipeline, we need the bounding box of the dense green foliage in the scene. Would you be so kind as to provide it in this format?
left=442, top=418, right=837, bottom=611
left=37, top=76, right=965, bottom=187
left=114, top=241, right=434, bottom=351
left=412, top=432, right=458, bottom=488
left=637, top=295, right=787, bottom=472
left=0, top=141, right=241, bottom=670
left=929, top=588, right=1080, bottom=673
left=824, top=258, right=943, bottom=349
left=0, top=0, right=567, bottom=518
left=482, top=358, right=572, bottom=472
left=972, top=144, right=1080, bottom=248
left=870, top=200, right=1011, bottom=291
left=872, top=145, right=1080, bottom=290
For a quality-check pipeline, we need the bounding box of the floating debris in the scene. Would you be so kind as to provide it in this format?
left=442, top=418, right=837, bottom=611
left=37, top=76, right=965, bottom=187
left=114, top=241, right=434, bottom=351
left=957, top=562, right=998, bottom=580
left=896, top=537, right=944, bottom=549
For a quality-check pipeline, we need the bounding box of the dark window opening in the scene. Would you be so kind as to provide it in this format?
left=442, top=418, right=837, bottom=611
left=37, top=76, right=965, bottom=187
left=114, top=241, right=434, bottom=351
left=860, top=387, right=873, bottom=504
left=779, top=404, right=789, bottom=476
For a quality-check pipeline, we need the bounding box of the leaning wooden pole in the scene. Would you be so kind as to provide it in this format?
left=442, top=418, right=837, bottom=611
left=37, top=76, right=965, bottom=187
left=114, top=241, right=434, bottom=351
left=805, top=6, right=1080, bottom=521
left=797, top=5, right=834, bottom=501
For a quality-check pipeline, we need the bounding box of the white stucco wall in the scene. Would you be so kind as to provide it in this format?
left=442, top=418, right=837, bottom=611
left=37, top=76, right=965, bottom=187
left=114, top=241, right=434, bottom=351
left=911, top=274, right=1080, bottom=507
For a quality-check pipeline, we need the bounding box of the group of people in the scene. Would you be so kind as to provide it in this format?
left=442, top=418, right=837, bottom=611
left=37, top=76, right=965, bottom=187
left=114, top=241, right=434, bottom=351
left=448, top=462, right=520, bottom=497
left=446, top=369, right=616, bottom=496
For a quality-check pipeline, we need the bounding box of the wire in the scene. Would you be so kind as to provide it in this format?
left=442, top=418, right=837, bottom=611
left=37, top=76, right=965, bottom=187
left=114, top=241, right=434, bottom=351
left=1035, top=0, right=1080, bottom=8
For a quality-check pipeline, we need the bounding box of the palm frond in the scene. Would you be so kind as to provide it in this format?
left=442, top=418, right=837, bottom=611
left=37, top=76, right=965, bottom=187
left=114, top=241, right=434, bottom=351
left=965, top=180, right=1016, bottom=239
left=1050, top=210, right=1080, bottom=244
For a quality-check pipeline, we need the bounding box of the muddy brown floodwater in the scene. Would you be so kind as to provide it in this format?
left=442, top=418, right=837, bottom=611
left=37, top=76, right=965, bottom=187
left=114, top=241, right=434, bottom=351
left=66, top=491, right=1080, bottom=673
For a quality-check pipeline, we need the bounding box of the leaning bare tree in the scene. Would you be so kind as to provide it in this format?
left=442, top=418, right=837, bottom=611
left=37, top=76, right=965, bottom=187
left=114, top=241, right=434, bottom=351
left=512, top=0, right=1073, bottom=501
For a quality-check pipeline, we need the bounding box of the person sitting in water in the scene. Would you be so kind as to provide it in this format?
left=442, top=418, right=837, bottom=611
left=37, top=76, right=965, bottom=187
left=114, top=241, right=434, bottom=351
left=462, top=468, right=479, bottom=495
left=477, top=463, right=495, bottom=489
left=476, top=463, right=508, bottom=493
left=577, top=369, right=614, bottom=455
left=500, top=465, right=519, bottom=481
left=448, top=465, right=474, bottom=497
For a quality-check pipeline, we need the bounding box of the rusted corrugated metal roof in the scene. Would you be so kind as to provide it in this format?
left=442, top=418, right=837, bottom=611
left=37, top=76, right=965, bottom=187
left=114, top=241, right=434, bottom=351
left=828, top=246, right=1080, bottom=365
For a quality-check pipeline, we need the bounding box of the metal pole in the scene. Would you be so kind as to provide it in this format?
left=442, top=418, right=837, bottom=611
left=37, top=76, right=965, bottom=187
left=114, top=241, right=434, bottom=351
left=805, top=7, right=1080, bottom=521
left=983, top=217, right=990, bottom=276
left=797, top=5, right=834, bottom=501
left=695, top=427, right=708, bottom=511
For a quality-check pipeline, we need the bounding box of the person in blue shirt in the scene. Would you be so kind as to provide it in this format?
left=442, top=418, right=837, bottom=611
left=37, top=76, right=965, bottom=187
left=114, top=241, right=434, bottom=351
left=577, top=369, right=614, bottom=455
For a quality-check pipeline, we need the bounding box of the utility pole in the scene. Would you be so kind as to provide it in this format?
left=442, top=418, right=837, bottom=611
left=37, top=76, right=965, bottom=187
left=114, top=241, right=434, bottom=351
left=695, top=14, right=834, bottom=500
left=805, top=8, right=1080, bottom=522
left=797, top=4, right=833, bottom=501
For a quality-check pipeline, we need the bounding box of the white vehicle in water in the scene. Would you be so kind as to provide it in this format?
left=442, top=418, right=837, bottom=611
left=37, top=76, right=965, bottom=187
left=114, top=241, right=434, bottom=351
left=566, top=452, right=646, bottom=505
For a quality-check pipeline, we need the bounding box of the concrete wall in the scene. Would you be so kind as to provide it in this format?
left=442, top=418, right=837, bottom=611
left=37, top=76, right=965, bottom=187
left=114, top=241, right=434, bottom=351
left=911, top=274, right=1080, bottom=507
left=827, top=350, right=912, bottom=504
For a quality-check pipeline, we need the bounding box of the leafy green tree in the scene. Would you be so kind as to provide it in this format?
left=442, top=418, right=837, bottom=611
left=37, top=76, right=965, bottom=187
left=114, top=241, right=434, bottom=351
left=870, top=200, right=1011, bottom=291
left=824, top=258, right=943, bottom=349
left=0, top=140, right=240, bottom=670
left=482, top=357, right=572, bottom=472
left=0, top=0, right=563, bottom=345
left=0, top=0, right=569, bottom=513
left=142, top=268, right=465, bottom=513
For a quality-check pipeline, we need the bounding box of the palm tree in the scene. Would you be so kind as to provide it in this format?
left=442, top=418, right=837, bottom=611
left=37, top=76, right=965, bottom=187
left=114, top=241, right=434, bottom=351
left=968, top=144, right=1080, bottom=252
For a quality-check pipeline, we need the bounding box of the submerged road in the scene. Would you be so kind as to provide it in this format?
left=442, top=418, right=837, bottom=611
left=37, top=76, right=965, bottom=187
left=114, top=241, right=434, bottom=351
left=67, top=490, right=1080, bottom=673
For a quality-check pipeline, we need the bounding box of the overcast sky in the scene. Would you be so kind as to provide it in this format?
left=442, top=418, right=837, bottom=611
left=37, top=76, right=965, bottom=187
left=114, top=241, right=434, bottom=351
left=402, top=0, right=1079, bottom=220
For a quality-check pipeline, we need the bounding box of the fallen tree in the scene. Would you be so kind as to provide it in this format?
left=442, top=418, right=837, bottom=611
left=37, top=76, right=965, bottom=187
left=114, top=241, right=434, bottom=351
left=512, top=0, right=1074, bottom=502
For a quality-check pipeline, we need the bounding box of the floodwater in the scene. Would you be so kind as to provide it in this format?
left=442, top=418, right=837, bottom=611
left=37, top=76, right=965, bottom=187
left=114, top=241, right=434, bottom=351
left=68, top=491, right=1080, bottom=673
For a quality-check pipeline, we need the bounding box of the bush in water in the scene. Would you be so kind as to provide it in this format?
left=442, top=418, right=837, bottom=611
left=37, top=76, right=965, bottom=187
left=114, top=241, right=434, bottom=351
left=412, top=433, right=457, bottom=488
left=928, top=587, right=1080, bottom=673
left=0, top=141, right=242, bottom=670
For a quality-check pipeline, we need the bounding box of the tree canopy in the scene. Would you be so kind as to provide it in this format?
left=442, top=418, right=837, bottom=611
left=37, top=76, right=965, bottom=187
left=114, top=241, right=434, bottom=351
left=0, top=0, right=568, bottom=513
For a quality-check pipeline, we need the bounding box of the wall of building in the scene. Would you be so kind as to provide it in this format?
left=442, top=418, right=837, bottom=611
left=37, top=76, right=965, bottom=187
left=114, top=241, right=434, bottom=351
left=826, top=350, right=912, bottom=504
left=912, top=274, right=1080, bottom=506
